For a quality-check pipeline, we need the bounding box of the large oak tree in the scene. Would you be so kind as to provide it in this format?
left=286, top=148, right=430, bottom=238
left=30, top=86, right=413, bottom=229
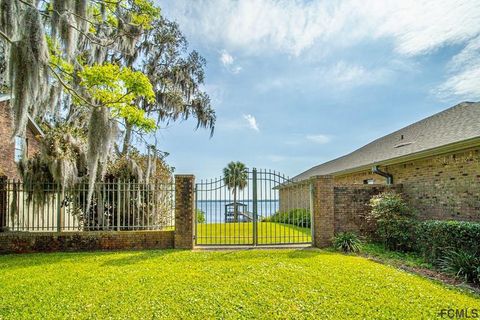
left=0, top=0, right=215, bottom=200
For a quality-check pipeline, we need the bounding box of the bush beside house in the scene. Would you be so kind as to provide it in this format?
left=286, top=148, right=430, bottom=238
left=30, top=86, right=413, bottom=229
left=416, top=220, right=480, bottom=261
left=364, top=191, right=480, bottom=285
left=367, top=192, right=417, bottom=252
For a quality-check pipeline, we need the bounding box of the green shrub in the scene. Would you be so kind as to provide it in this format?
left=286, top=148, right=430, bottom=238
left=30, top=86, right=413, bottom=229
left=333, top=232, right=362, bottom=253
left=367, top=192, right=417, bottom=252
left=439, top=250, right=480, bottom=284
left=375, top=218, right=418, bottom=252
left=366, top=198, right=480, bottom=285
left=265, top=208, right=310, bottom=228
left=368, top=192, right=411, bottom=220
left=196, top=209, right=206, bottom=224
left=416, top=220, right=480, bottom=262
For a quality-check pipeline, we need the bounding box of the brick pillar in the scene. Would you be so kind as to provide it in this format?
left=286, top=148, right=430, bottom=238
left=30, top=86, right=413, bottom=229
left=311, top=175, right=335, bottom=248
left=174, top=175, right=195, bottom=249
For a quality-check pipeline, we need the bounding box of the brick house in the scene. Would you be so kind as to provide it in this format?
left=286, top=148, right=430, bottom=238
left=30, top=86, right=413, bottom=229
left=286, top=101, right=480, bottom=222
left=0, top=94, right=43, bottom=179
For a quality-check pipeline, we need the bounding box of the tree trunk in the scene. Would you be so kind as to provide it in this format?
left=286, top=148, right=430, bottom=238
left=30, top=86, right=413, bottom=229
left=121, top=121, right=133, bottom=155
left=233, top=188, right=238, bottom=223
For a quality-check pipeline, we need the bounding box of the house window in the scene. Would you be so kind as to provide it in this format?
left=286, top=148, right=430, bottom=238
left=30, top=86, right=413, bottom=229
left=363, top=179, right=374, bottom=185
left=14, top=136, right=25, bottom=162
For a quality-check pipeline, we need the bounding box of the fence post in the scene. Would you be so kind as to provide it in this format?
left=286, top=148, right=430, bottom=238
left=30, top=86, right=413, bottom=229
left=56, top=185, right=63, bottom=233
left=0, top=177, right=6, bottom=232
left=252, top=168, right=258, bottom=246
left=174, top=175, right=195, bottom=249
left=311, top=175, right=335, bottom=248
left=117, top=180, right=121, bottom=231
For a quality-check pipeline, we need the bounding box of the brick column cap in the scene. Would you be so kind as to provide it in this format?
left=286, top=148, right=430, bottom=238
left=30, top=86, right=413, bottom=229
left=174, top=174, right=195, bottom=178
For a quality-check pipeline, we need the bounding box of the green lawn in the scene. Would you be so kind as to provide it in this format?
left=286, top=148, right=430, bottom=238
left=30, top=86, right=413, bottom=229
left=0, top=250, right=478, bottom=319
left=196, top=221, right=311, bottom=245
left=361, top=243, right=434, bottom=269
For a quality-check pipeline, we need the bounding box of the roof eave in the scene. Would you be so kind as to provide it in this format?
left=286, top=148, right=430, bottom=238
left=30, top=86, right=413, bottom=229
left=332, top=136, right=480, bottom=178
left=0, top=94, right=11, bottom=103
left=27, top=115, right=45, bottom=137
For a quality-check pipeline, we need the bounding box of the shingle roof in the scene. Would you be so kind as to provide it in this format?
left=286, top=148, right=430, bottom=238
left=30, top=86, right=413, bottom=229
left=294, top=101, right=480, bottom=181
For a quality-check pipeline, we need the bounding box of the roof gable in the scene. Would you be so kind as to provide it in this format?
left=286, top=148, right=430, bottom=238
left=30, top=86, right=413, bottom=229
left=0, top=94, right=44, bottom=137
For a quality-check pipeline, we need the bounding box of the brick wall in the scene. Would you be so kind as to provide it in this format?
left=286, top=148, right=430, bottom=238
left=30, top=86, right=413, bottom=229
left=0, top=100, right=17, bottom=179
left=26, top=124, right=40, bottom=159
left=281, top=147, right=480, bottom=221
left=334, top=147, right=480, bottom=221
left=0, top=174, right=197, bottom=254
left=334, top=147, right=480, bottom=186
left=174, top=175, right=195, bottom=249
left=311, top=176, right=335, bottom=247
left=310, top=176, right=403, bottom=247
left=0, top=230, right=174, bottom=254
left=333, top=184, right=402, bottom=234
left=0, top=100, right=41, bottom=180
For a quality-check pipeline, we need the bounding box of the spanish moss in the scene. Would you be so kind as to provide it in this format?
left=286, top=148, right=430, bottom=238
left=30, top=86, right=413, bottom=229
left=8, top=6, right=49, bottom=138
left=86, top=106, right=117, bottom=208
left=0, top=0, right=18, bottom=39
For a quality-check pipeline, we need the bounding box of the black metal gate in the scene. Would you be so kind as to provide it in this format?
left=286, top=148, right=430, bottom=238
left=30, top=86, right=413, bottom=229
left=195, top=168, right=312, bottom=246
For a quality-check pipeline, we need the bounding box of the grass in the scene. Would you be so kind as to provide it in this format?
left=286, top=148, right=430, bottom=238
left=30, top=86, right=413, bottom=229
left=0, top=249, right=479, bottom=319
left=361, top=243, right=434, bottom=269
left=196, top=221, right=311, bottom=245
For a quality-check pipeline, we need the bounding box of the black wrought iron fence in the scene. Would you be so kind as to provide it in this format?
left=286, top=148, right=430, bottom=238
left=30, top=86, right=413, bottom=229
left=0, top=179, right=175, bottom=232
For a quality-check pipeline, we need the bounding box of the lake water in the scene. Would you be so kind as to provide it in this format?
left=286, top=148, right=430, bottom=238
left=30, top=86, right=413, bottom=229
left=196, top=200, right=279, bottom=223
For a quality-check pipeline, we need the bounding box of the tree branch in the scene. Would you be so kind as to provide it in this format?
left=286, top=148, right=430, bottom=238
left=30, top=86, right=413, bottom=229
left=68, top=23, right=117, bottom=47
left=48, top=65, right=99, bottom=108
left=0, top=30, right=12, bottom=44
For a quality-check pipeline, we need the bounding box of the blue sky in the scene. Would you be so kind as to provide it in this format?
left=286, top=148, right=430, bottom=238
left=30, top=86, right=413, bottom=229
left=156, top=0, right=480, bottom=180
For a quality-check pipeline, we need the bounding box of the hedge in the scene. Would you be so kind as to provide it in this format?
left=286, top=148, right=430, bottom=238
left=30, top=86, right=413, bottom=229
left=416, top=220, right=480, bottom=262
left=263, top=208, right=311, bottom=228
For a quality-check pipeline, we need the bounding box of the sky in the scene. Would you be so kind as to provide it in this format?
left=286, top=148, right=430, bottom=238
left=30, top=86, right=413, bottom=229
left=155, top=0, right=480, bottom=180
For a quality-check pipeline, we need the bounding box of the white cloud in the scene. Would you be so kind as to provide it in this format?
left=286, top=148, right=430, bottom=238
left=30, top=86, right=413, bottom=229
left=220, top=50, right=234, bottom=65
left=219, top=49, right=242, bottom=74
left=164, top=0, right=480, bottom=99
left=321, top=61, right=389, bottom=86
left=256, top=61, right=389, bottom=92
left=306, top=134, right=331, bottom=144
left=326, top=61, right=394, bottom=86
left=437, top=67, right=480, bottom=100
left=329, top=62, right=367, bottom=83
left=163, top=0, right=480, bottom=56
left=216, top=114, right=260, bottom=131
left=243, top=114, right=259, bottom=131
left=436, top=35, right=480, bottom=100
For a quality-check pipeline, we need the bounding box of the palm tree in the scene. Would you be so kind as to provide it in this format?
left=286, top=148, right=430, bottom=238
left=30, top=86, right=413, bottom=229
left=223, top=162, right=248, bottom=222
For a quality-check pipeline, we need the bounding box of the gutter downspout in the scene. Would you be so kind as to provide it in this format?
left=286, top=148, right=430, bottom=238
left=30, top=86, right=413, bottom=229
left=372, top=165, right=393, bottom=185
